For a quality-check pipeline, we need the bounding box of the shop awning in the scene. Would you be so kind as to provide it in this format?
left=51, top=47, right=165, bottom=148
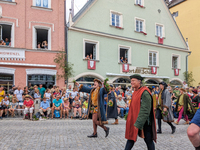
left=106, top=73, right=170, bottom=79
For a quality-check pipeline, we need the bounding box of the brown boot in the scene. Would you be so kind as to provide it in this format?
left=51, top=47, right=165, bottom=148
left=184, top=121, right=189, bottom=125
left=112, top=119, right=118, bottom=125
left=174, top=121, right=179, bottom=125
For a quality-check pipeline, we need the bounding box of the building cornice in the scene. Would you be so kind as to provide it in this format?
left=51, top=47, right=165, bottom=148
left=0, top=62, right=56, bottom=68
left=69, top=27, right=189, bottom=52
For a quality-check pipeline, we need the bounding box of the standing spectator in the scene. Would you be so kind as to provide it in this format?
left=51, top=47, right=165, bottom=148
left=51, top=85, right=57, bottom=94
left=167, top=83, right=171, bottom=91
left=117, top=95, right=129, bottom=118
left=23, top=95, right=34, bottom=120
left=85, top=55, right=90, bottom=60
left=115, top=87, right=120, bottom=96
left=154, top=86, right=160, bottom=95
left=0, top=96, right=9, bottom=118
left=63, top=98, right=70, bottom=119
left=89, top=53, right=93, bottom=59
left=14, top=86, right=24, bottom=116
left=0, top=86, right=5, bottom=103
left=52, top=95, right=63, bottom=119
left=34, top=89, right=41, bottom=100
left=125, top=88, right=132, bottom=98
left=152, top=86, right=156, bottom=95
left=53, top=88, right=60, bottom=99
left=66, top=85, right=72, bottom=98
left=9, top=85, right=15, bottom=99
left=29, top=85, right=38, bottom=99
left=188, top=88, right=194, bottom=98
left=183, top=81, right=188, bottom=89
left=38, top=84, right=46, bottom=99
left=23, top=86, right=32, bottom=99
left=9, top=97, right=18, bottom=117
left=39, top=97, right=51, bottom=119
left=82, top=97, right=88, bottom=115
left=72, top=95, right=82, bottom=118
left=173, top=86, right=181, bottom=98
left=5, top=38, right=10, bottom=46
left=120, top=57, right=124, bottom=63
left=44, top=89, right=52, bottom=105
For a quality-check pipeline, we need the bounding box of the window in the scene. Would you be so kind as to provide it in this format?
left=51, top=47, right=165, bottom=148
left=83, top=39, right=99, bottom=60
left=33, top=0, right=51, bottom=8
left=156, top=24, right=165, bottom=38
left=0, top=24, right=12, bottom=46
left=135, top=18, right=145, bottom=33
left=110, top=11, right=123, bottom=28
left=172, top=56, right=178, bottom=69
left=136, top=0, right=142, bottom=5
left=33, top=26, right=51, bottom=50
left=119, top=45, right=131, bottom=64
left=149, top=51, right=158, bottom=66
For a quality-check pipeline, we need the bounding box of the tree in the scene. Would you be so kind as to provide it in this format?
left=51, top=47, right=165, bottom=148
left=183, top=71, right=195, bottom=86
left=54, top=51, right=74, bottom=82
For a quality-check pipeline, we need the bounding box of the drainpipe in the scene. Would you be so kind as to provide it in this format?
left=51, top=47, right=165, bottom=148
left=185, top=38, right=191, bottom=83
left=64, top=0, right=68, bottom=86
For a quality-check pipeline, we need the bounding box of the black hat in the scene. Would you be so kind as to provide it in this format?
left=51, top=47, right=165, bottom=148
left=130, top=74, right=144, bottom=81
left=159, top=82, right=167, bottom=87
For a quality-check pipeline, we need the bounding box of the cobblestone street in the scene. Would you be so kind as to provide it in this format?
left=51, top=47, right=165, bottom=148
left=0, top=118, right=194, bottom=150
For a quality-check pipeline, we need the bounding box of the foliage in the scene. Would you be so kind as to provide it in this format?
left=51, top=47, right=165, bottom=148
left=162, top=78, right=170, bottom=84
left=54, top=51, right=74, bottom=81
left=104, top=78, right=110, bottom=92
left=183, top=71, right=195, bottom=86
left=124, top=113, right=128, bottom=120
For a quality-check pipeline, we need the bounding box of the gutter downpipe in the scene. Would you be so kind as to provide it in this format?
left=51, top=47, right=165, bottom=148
left=64, top=0, right=68, bottom=86
left=186, top=38, right=191, bottom=83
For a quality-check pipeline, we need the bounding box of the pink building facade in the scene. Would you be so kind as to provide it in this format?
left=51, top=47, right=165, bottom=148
left=0, top=0, right=65, bottom=92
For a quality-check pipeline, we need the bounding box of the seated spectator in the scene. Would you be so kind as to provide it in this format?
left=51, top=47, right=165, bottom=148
left=115, top=87, right=120, bottom=96
left=117, top=95, right=129, bottom=118
left=69, top=87, right=79, bottom=105
left=39, top=97, right=51, bottom=119
left=0, top=96, right=10, bottom=118
left=23, top=95, right=34, bottom=120
left=85, top=55, right=90, bottom=60
left=72, top=95, right=82, bottom=118
left=126, top=96, right=132, bottom=108
left=82, top=97, right=88, bottom=115
left=63, top=98, right=70, bottom=119
left=120, top=57, right=124, bottom=63
left=9, top=97, right=18, bottom=117
left=53, top=88, right=60, bottom=99
left=34, top=89, right=41, bottom=100
left=52, top=95, right=63, bottom=119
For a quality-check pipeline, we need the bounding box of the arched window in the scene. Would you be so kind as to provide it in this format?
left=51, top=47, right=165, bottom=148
left=146, top=79, right=159, bottom=85
left=113, top=78, right=131, bottom=89
left=170, top=80, right=182, bottom=86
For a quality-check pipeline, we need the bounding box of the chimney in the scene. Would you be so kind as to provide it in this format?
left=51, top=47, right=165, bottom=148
left=71, top=0, right=74, bottom=18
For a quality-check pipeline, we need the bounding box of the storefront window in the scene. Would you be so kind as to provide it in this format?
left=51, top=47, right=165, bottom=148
left=27, top=75, right=55, bottom=89
left=0, top=73, right=14, bottom=94
left=113, top=78, right=131, bottom=89
left=145, top=79, right=159, bottom=85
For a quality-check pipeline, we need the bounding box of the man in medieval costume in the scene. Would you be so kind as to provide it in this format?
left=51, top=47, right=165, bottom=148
left=107, top=85, right=118, bottom=125
left=156, top=82, right=176, bottom=134
left=125, top=74, right=157, bottom=150
left=76, top=79, right=109, bottom=138
left=175, top=88, right=195, bottom=125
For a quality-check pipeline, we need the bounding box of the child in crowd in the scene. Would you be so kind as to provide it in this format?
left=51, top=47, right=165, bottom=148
left=9, top=97, right=17, bottom=117
left=34, top=89, right=41, bottom=100
left=45, top=88, right=52, bottom=104
left=63, top=98, right=70, bottom=119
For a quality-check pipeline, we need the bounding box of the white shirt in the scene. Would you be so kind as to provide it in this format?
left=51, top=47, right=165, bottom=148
left=45, top=93, right=51, bottom=100
left=71, top=91, right=78, bottom=99
left=14, top=89, right=23, bottom=101
left=2, top=100, right=9, bottom=105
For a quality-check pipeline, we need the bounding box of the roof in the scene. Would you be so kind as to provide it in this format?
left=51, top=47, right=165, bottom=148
left=72, top=0, right=96, bottom=22
left=168, top=0, right=186, bottom=8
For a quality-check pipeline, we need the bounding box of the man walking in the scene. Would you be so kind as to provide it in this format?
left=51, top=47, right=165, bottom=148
left=125, top=74, right=156, bottom=150
left=76, top=79, right=109, bottom=138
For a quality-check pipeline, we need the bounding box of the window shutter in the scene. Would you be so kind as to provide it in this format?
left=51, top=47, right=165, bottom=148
left=93, top=45, right=96, bottom=60
left=0, top=25, right=2, bottom=40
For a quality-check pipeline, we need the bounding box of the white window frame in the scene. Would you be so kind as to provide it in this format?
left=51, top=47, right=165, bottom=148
left=148, top=50, right=159, bottom=67
left=33, top=0, right=51, bottom=8
left=155, top=23, right=165, bottom=38
left=172, top=54, right=181, bottom=69
left=135, top=17, right=146, bottom=33
left=83, top=39, right=99, bottom=61
left=32, top=25, right=51, bottom=50
left=0, top=21, right=15, bottom=47
left=135, top=0, right=144, bottom=6
left=118, top=45, right=131, bottom=64
left=110, top=10, right=123, bottom=28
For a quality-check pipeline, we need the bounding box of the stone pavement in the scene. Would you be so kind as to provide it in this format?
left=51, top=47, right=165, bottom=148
left=0, top=118, right=194, bottom=150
